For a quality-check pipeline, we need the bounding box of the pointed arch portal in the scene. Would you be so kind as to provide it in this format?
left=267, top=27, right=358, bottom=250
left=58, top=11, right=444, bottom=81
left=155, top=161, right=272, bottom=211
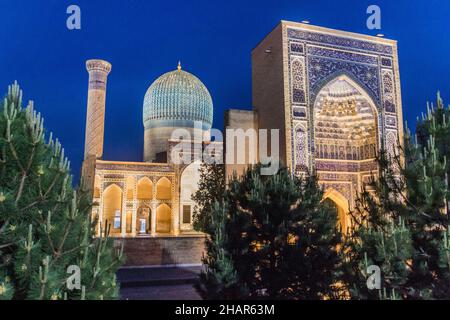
left=309, top=74, right=380, bottom=218
left=323, top=189, right=350, bottom=233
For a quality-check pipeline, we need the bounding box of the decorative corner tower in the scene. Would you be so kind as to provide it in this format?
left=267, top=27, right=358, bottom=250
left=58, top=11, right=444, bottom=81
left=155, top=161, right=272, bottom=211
left=84, top=59, right=112, bottom=160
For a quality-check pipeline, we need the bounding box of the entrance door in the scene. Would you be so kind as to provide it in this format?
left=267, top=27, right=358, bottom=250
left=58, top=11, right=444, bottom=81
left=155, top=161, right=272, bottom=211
left=323, top=198, right=348, bottom=232
left=136, top=206, right=150, bottom=235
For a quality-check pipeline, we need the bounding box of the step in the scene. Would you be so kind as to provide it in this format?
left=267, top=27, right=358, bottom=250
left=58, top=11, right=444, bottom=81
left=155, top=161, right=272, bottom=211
left=117, top=265, right=202, bottom=288
left=117, top=235, right=206, bottom=266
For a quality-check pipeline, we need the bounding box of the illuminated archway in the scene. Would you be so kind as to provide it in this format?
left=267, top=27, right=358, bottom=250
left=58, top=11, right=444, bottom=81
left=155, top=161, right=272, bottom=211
left=310, top=75, right=379, bottom=219
left=137, top=177, right=153, bottom=200
left=102, top=184, right=123, bottom=235
left=156, top=177, right=171, bottom=200
left=137, top=205, right=151, bottom=235
left=179, top=161, right=201, bottom=226
left=323, top=189, right=350, bottom=233
left=156, top=204, right=171, bottom=233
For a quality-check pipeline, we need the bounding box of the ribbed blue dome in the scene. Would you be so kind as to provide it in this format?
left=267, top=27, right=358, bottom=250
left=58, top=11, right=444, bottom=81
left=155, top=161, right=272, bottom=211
left=143, top=68, right=213, bottom=129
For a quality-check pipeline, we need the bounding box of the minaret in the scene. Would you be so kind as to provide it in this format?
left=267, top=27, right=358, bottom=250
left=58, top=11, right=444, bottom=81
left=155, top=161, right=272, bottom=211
left=84, top=59, right=112, bottom=160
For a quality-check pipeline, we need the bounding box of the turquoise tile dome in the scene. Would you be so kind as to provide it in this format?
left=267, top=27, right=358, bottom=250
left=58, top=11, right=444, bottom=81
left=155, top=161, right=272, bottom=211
left=143, top=66, right=213, bottom=130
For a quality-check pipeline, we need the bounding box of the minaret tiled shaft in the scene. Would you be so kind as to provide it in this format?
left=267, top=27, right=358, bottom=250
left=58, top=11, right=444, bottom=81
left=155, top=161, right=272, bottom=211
left=84, top=59, right=112, bottom=160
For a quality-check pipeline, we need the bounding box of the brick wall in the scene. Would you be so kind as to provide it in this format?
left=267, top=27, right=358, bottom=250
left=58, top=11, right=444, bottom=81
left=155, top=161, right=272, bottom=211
left=118, top=235, right=206, bottom=266
left=224, top=109, right=258, bottom=180
left=252, top=23, right=288, bottom=166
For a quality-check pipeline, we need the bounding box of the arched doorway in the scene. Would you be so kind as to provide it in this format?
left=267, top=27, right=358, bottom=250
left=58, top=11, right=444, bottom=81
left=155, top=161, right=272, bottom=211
left=102, top=184, right=123, bottom=235
left=156, top=204, right=171, bottom=234
left=179, top=161, right=202, bottom=228
left=310, top=75, right=379, bottom=215
left=136, top=205, right=151, bottom=235
left=323, top=189, right=350, bottom=233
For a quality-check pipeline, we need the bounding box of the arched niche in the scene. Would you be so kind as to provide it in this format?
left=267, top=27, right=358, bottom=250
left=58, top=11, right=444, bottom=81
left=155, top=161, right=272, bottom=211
left=102, top=184, right=123, bottom=235
left=293, top=124, right=309, bottom=172
left=137, top=177, right=153, bottom=200
left=312, top=75, right=379, bottom=163
left=156, top=204, right=171, bottom=233
left=136, top=205, right=151, bottom=235
left=156, top=177, right=171, bottom=200
left=179, top=161, right=202, bottom=226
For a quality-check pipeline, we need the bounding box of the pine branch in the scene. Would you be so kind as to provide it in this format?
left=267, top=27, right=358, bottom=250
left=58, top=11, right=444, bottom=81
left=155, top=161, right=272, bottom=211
left=38, top=256, right=50, bottom=300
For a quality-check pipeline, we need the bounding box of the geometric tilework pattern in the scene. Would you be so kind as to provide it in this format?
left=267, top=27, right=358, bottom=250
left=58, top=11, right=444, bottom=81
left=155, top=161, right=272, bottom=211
left=143, top=68, right=213, bottom=130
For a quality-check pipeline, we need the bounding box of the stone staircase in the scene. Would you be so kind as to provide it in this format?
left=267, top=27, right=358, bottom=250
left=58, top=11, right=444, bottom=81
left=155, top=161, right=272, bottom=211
left=117, top=265, right=203, bottom=300
left=116, top=234, right=206, bottom=267
left=117, top=265, right=202, bottom=287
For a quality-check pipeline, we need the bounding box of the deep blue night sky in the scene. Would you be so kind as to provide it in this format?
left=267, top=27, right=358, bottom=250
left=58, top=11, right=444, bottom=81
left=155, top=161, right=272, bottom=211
left=0, top=0, right=449, bottom=184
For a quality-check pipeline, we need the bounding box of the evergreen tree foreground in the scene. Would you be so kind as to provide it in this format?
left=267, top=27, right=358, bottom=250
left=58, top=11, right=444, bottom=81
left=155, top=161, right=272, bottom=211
left=197, top=165, right=345, bottom=299
left=345, top=92, right=450, bottom=299
left=196, top=93, right=450, bottom=300
left=0, top=82, right=123, bottom=300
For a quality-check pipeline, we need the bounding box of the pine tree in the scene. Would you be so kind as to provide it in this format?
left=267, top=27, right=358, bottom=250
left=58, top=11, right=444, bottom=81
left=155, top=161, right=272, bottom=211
left=405, top=92, right=450, bottom=298
left=416, top=92, right=450, bottom=161
left=197, top=202, right=245, bottom=299
left=344, top=151, right=414, bottom=300
left=192, top=163, right=225, bottom=232
left=346, top=93, right=450, bottom=299
left=346, top=210, right=413, bottom=299
left=198, top=165, right=344, bottom=299
left=0, top=82, right=123, bottom=300
left=225, top=166, right=302, bottom=298
left=283, top=174, right=345, bottom=299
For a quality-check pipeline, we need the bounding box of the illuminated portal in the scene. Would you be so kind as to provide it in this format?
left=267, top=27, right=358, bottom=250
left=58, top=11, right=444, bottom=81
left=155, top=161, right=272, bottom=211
left=311, top=77, right=378, bottom=229
left=323, top=198, right=348, bottom=232
left=250, top=21, right=404, bottom=223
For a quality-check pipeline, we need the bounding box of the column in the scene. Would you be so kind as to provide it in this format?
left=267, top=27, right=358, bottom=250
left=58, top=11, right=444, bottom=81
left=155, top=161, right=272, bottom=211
left=98, top=182, right=104, bottom=237
left=131, top=180, right=137, bottom=237
left=151, top=203, right=157, bottom=236
left=172, top=173, right=180, bottom=236
left=121, top=181, right=126, bottom=237
left=172, top=203, right=180, bottom=236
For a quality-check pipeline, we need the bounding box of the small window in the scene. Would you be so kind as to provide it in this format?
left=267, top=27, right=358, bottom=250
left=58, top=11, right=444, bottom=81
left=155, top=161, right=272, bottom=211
left=183, top=205, right=191, bottom=224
